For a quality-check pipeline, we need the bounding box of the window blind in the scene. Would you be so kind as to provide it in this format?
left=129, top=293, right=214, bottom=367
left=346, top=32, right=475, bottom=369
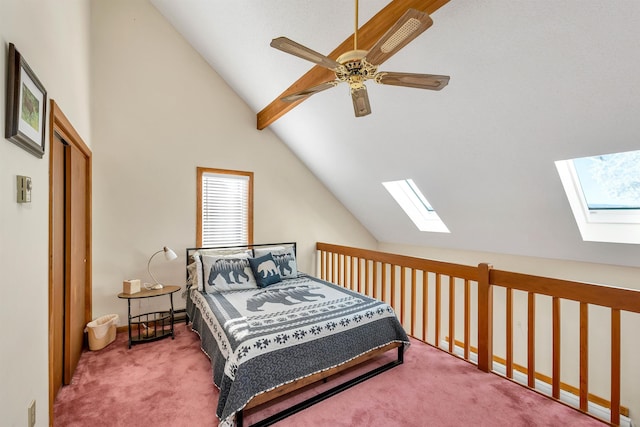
left=201, top=172, right=249, bottom=247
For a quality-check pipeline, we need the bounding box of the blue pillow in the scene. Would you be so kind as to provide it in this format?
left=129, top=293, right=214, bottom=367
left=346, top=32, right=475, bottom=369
left=253, top=246, right=298, bottom=279
left=249, top=253, right=281, bottom=288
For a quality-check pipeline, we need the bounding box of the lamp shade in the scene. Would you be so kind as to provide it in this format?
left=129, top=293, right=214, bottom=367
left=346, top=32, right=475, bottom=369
left=147, top=246, right=177, bottom=289
left=163, top=246, right=178, bottom=261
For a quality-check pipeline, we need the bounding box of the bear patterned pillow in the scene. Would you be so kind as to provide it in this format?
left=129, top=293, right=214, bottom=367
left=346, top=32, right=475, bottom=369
left=202, top=254, right=257, bottom=293
left=249, top=253, right=282, bottom=288
left=253, top=246, right=298, bottom=279
left=192, top=248, right=252, bottom=291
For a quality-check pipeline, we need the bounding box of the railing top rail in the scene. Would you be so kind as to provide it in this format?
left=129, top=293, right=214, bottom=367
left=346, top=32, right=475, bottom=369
left=490, top=269, right=640, bottom=314
left=317, top=242, right=479, bottom=281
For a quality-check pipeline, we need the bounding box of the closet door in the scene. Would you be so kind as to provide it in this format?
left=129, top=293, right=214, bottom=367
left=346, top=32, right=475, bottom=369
left=64, top=142, right=89, bottom=383
left=49, top=101, right=92, bottom=421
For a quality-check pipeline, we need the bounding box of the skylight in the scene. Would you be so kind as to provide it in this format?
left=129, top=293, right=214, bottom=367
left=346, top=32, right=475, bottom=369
left=383, top=179, right=450, bottom=233
left=572, top=152, right=640, bottom=210
left=556, top=149, right=640, bottom=244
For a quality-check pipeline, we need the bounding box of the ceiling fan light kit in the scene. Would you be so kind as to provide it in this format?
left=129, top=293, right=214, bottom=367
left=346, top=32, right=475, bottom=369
left=270, top=1, right=449, bottom=118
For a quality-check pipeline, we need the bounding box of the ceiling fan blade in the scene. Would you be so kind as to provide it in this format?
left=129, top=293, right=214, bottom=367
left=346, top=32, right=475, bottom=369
left=351, top=86, right=371, bottom=117
left=364, top=9, right=433, bottom=66
left=281, top=80, right=339, bottom=102
left=376, top=72, right=449, bottom=90
left=271, top=37, right=343, bottom=71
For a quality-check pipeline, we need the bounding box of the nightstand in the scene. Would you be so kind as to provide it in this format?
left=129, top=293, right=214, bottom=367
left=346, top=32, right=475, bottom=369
left=117, top=285, right=181, bottom=349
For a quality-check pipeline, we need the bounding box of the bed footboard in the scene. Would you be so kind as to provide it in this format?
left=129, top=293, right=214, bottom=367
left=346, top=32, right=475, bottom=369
left=237, top=342, right=404, bottom=427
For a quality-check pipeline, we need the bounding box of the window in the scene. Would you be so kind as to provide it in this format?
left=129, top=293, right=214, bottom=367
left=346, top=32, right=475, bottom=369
left=555, top=149, right=640, bottom=244
left=197, top=167, right=253, bottom=247
left=572, top=151, right=640, bottom=211
left=383, top=179, right=450, bottom=233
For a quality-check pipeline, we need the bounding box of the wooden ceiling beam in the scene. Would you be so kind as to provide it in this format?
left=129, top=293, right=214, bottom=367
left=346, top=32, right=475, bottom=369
left=257, top=0, right=450, bottom=130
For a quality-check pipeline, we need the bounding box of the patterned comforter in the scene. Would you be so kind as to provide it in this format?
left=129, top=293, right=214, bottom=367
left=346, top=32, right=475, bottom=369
left=187, top=273, right=410, bottom=426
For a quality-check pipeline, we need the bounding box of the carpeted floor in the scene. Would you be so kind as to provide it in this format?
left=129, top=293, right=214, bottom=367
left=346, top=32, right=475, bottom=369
left=54, top=323, right=605, bottom=426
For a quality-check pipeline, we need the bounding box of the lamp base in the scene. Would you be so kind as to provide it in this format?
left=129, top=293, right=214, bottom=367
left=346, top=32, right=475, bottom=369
left=150, top=283, right=163, bottom=290
left=144, top=283, right=164, bottom=290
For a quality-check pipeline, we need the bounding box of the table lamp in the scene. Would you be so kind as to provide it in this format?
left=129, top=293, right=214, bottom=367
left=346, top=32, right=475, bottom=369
left=146, top=246, right=177, bottom=290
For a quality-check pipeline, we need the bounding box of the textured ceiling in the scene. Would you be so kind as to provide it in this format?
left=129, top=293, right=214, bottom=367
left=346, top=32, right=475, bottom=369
left=150, top=0, right=640, bottom=267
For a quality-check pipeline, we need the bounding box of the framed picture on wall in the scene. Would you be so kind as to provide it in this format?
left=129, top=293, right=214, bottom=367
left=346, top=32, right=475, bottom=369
left=5, top=43, right=47, bottom=158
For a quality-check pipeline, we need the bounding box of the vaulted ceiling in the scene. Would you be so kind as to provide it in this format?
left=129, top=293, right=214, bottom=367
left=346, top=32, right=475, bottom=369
left=150, top=0, right=640, bottom=267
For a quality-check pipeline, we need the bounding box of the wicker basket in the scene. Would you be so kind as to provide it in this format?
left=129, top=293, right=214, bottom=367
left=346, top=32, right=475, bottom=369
left=86, top=314, right=119, bottom=350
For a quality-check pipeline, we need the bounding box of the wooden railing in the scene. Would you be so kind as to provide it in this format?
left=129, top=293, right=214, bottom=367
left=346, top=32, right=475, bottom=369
left=316, top=242, right=640, bottom=426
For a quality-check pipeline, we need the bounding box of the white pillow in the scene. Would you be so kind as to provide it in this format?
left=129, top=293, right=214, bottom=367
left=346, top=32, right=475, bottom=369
left=195, top=248, right=252, bottom=257
left=253, top=245, right=298, bottom=279
left=201, top=253, right=257, bottom=293
left=187, top=261, right=198, bottom=288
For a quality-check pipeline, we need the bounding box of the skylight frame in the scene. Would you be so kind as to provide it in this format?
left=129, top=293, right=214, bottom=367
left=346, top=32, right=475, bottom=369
left=383, top=179, right=450, bottom=233
left=555, top=152, right=640, bottom=245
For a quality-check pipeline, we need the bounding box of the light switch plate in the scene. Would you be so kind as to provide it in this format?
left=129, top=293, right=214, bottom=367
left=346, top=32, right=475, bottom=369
left=28, top=399, right=35, bottom=427
left=17, top=175, right=32, bottom=203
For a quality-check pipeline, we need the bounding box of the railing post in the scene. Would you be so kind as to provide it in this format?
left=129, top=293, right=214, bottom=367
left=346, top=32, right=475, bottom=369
left=477, top=263, right=493, bottom=372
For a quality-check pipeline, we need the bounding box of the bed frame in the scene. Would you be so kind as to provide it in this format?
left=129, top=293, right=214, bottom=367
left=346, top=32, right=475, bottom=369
left=239, top=342, right=403, bottom=427
left=185, top=242, right=405, bottom=427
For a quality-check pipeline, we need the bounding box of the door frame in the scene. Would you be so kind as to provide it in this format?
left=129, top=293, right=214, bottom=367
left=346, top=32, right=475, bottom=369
left=48, top=100, right=92, bottom=423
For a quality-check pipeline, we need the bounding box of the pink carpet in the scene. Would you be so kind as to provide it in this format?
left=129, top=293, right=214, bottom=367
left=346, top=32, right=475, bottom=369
left=54, top=324, right=606, bottom=426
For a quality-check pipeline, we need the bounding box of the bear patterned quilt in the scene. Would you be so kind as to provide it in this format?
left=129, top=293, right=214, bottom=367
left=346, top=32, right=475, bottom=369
left=188, top=273, right=410, bottom=426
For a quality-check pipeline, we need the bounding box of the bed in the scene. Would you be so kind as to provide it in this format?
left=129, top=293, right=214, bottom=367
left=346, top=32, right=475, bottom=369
left=185, top=243, right=410, bottom=427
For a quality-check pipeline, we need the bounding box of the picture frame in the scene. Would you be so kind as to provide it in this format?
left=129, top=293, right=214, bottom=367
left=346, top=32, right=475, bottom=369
left=5, top=43, right=47, bottom=158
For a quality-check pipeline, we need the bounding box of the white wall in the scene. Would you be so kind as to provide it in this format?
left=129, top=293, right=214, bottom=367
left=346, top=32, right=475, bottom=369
left=379, top=241, right=640, bottom=424
left=89, top=0, right=376, bottom=325
left=0, top=0, right=91, bottom=425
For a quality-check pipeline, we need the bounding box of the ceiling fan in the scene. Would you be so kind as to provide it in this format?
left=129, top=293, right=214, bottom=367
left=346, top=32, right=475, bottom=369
left=270, top=0, right=450, bottom=117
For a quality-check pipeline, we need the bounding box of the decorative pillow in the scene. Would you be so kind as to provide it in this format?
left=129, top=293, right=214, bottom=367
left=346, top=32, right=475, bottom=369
left=196, top=248, right=252, bottom=257
left=253, top=245, right=298, bottom=279
left=248, top=253, right=282, bottom=288
left=192, top=254, right=205, bottom=291
left=201, top=253, right=257, bottom=293
left=192, top=249, right=252, bottom=291
left=186, top=261, right=198, bottom=289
